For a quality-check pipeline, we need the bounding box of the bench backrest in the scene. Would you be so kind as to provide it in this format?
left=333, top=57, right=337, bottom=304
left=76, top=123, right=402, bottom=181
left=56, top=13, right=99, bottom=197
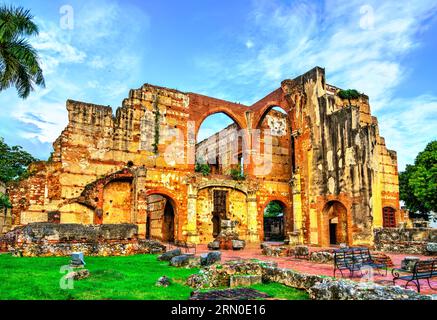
left=413, top=260, right=436, bottom=277
left=334, top=249, right=355, bottom=267
left=334, top=248, right=373, bottom=267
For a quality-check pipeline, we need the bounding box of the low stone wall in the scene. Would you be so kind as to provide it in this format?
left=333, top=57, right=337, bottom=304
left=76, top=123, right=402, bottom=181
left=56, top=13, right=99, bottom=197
left=374, top=227, right=437, bottom=255
left=9, top=239, right=166, bottom=257
left=187, top=260, right=433, bottom=300
left=1, top=223, right=166, bottom=257
left=4, top=223, right=139, bottom=243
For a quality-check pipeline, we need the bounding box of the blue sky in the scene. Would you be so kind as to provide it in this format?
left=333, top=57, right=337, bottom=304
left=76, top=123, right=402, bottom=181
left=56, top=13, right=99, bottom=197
left=0, top=0, right=436, bottom=171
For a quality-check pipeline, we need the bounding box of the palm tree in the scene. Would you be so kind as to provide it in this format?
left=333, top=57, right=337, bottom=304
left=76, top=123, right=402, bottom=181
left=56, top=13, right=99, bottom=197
left=0, top=5, right=45, bottom=99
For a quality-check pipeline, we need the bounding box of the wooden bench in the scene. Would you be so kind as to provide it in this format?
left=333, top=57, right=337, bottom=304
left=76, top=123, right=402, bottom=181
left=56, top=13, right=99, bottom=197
left=392, top=259, right=437, bottom=293
left=334, top=247, right=387, bottom=278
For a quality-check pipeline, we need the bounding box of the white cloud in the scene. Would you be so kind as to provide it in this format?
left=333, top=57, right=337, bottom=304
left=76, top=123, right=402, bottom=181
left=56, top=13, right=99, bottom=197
left=378, top=95, right=437, bottom=171
left=245, top=40, right=254, bottom=49
left=195, top=0, right=437, bottom=170
left=3, top=0, right=151, bottom=152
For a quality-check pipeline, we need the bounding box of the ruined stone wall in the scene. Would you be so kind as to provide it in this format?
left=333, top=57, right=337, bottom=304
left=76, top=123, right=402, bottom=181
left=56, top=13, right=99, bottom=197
left=279, top=67, right=400, bottom=246
left=374, top=227, right=437, bottom=255
left=6, top=67, right=400, bottom=247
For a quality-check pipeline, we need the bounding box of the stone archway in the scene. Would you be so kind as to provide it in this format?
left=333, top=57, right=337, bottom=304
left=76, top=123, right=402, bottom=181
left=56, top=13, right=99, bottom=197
left=145, top=193, right=177, bottom=243
left=322, top=201, right=348, bottom=246
left=263, top=200, right=286, bottom=241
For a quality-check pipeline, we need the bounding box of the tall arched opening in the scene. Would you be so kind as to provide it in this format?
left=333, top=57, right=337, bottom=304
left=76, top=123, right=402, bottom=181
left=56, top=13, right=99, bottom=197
left=146, top=193, right=177, bottom=243
left=254, top=106, right=293, bottom=178
left=196, top=112, right=245, bottom=176
left=263, top=200, right=286, bottom=241
left=322, top=201, right=348, bottom=246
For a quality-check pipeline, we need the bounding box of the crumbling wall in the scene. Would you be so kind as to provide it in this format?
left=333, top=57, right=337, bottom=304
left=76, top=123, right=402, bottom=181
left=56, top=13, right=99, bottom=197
left=374, top=227, right=437, bottom=255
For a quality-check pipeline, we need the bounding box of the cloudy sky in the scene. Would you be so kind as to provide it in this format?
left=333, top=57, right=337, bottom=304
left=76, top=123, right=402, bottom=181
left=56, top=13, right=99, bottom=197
left=0, top=0, right=436, bottom=171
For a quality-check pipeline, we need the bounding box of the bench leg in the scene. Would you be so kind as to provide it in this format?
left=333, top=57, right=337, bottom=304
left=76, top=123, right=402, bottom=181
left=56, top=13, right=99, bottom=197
left=405, top=280, right=420, bottom=293
left=427, top=278, right=435, bottom=290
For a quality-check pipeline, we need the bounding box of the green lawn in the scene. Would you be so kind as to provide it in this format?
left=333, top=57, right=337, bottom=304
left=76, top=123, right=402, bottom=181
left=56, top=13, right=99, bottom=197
left=0, top=254, right=308, bottom=300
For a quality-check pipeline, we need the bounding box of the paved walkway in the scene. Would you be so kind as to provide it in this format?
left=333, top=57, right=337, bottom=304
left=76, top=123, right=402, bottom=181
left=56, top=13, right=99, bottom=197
left=186, top=244, right=437, bottom=296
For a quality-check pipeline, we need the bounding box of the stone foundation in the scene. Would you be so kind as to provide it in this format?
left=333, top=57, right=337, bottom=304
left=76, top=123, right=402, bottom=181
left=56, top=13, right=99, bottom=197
left=2, top=222, right=166, bottom=257
left=9, top=239, right=165, bottom=257
left=187, top=259, right=433, bottom=300
left=374, top=227, right=437, bottom=255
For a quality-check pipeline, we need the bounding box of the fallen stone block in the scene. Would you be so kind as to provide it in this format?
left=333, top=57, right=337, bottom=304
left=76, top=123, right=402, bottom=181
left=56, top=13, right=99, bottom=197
left=158, top=248, right=182, bottom=261
left=170, top=254, right=198, bottom=268
left=156, top=276, right=171, bottom=287
left=232, top=240, right=245, bottom=250
left=200, top=251, right=222, bottom=266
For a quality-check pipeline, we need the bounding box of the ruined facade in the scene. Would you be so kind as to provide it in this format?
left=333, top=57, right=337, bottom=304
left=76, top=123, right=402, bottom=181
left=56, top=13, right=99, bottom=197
left=6, top=67, right=403, bottom=247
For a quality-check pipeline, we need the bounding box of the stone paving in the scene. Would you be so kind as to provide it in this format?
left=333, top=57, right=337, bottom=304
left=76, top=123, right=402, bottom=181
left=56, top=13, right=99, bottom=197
left=188, top=243, right=437, bottom=296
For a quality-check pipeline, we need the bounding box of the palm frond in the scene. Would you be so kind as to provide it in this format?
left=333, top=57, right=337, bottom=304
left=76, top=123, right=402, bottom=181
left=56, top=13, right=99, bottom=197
left=0, top=5, right=38, bottom=40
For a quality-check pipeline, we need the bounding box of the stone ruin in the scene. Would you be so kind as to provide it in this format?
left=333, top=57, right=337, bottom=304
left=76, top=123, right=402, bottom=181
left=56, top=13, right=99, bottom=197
left=207, top=220, right=245, bottom=251
left=2, top=222, right=166, bottom=257
left=3, top=67, right=405, bottom=249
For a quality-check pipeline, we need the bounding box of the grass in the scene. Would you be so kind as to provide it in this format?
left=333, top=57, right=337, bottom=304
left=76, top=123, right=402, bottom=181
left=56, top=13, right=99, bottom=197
left=0, top=254, right=309, bottom=300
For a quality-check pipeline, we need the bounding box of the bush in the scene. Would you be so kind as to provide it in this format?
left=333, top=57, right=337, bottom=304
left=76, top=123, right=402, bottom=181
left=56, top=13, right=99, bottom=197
left=230, top=166, right=246, bottom=181
left=195, top=163, right=211, bottom=176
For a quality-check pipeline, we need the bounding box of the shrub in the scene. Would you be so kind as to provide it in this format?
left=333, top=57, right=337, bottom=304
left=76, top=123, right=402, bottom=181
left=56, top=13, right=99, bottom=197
left=195, top=163, right=211, bottom=176
left=230, top=166, right=246, bottom=181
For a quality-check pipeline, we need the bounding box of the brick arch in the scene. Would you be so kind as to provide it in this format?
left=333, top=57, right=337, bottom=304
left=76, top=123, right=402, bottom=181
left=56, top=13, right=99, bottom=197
left=254, top=102, right=291, bottom=130
left=194, top=109, right=247, bottom=142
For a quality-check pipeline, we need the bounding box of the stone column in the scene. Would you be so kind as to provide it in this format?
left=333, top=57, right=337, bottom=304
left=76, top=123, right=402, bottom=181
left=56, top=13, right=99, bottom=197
left=246, top=191, right=259, bottom=243
left=185, top=191, right=199, bottom=244
left=134, top=167, right=148, bottom=238
left=292, top=172, right=305, bottom=244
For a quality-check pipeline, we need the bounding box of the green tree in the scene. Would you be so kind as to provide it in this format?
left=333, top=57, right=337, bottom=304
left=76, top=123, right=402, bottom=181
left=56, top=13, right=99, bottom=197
left=399, top=140, right=437, bottom=221
left=264, top=201, right=284, bottom=218
left=0, top=5, right=45, bottom=98
left=338, top=89, right=360, bottom=106
left=0, top=192, right=11, bottom=208
left=0, top=137, right=37, bottom=183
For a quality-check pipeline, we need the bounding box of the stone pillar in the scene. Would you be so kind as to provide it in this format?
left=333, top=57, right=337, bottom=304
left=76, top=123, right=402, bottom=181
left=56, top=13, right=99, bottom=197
left=292, top=172, right=304, bottom=244
left=185, top=192, right=199, bottom=244
left=246, top=192, right=259, bottom=243
left=134, top=167, right=148, bottom=238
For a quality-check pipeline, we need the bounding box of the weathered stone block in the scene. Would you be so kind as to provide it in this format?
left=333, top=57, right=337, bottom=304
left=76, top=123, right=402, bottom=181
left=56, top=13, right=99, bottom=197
left=158, top=248, right=182, bottom=261
left=200, top=251, right=222, bottom=266
left=401, top=257, right=420, bottom=271
left=232, top=240, right=245, bottom=250
left=208, top=241, right=220, bottom=250
left=426, top=242, right=437, bottom=254
left=294, top=245, right=309, bottom=258
left=169, top=254, right=199, bottom=268
left=156, top=276, right=171, bottom=287
left=230, top=275, right=262, bottom=288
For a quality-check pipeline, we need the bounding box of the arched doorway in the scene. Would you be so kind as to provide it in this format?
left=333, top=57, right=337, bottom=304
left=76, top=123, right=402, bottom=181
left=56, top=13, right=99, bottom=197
left=383, top=207, right=396, bottom=228
left=146, top=194, right=176, bottom=243
left=163, top=201, right=175, bottom=242
left=323, top=201, right=348, bottom=246
left=263, top=200, right=285, bottom=241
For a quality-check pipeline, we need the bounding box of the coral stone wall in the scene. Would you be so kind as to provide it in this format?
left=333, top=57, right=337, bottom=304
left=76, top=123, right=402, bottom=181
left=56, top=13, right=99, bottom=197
left=6, top=67, right=400, bottom=246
